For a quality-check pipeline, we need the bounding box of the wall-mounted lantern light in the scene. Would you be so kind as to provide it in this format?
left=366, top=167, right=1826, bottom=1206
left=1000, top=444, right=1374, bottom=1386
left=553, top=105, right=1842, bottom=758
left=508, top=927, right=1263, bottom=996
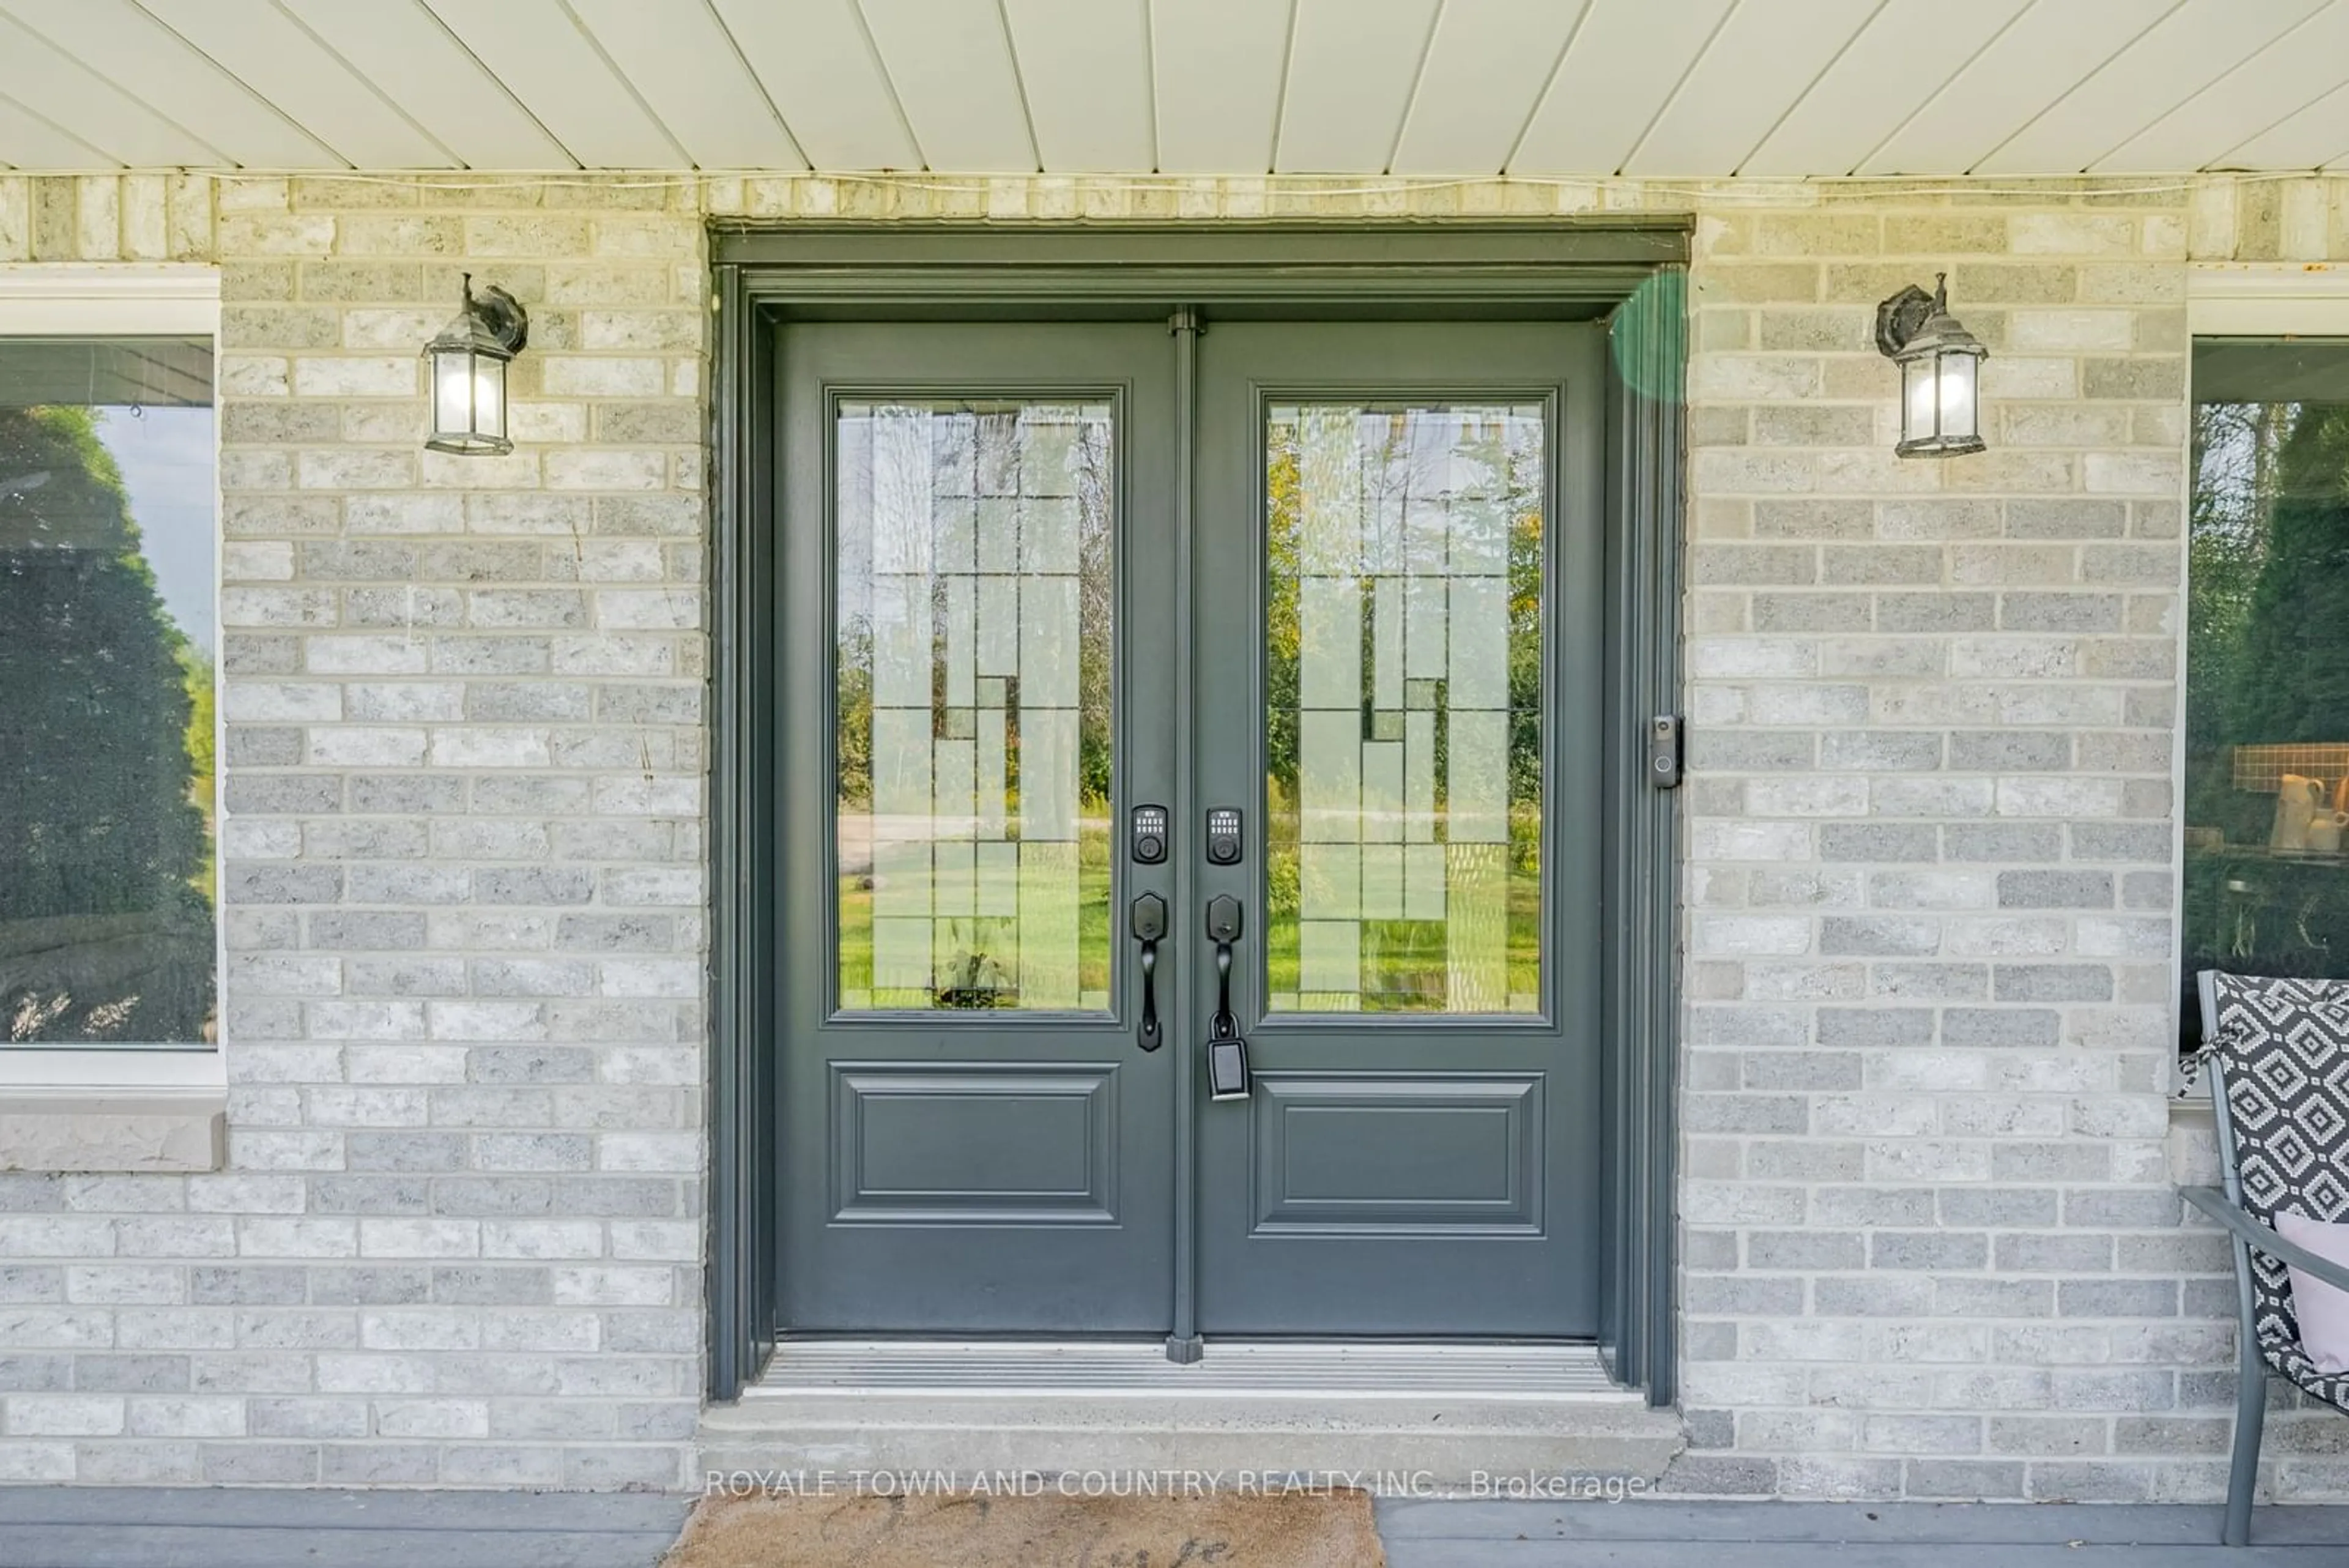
left=1876, top=273, right=1986, bottom=459
left=423, top=273, right=528, bottom=456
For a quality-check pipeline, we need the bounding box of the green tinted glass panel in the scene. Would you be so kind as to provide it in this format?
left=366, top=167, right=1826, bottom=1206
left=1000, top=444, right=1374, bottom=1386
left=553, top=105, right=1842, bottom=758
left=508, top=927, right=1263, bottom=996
left=1264, top=403, right=1545, bottom=1015
left=834, top=400, right=1114, bottom=1012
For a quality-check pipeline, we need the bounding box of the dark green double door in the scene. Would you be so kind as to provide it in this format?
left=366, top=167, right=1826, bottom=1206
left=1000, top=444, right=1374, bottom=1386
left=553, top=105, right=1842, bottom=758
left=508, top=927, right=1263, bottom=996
left=777, top=316, right=1603, bottom=1342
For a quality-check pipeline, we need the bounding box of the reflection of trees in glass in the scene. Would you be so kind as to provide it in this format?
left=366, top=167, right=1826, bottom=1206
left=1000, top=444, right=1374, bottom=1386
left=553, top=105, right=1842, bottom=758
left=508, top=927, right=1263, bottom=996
left=2227, top=405, right=2349, bottom=747
left=2185, top=401, right=2277, bottom=842
left=1, top=406, right=215, bottom=1044
left=1075, top=420, right=1113, bottom=808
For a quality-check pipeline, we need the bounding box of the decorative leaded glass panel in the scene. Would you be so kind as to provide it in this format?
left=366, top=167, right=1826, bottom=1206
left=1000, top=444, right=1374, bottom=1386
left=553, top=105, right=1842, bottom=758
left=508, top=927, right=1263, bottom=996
left=834, top=400, right=1113, bottom=1012
left=1264, top=403, right=1545, bottom=1014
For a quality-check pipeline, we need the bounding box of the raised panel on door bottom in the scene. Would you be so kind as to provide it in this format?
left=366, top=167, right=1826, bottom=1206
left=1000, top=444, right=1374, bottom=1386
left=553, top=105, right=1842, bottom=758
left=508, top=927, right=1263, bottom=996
left=831, top=1063, right=1117, bottom=1224
left=1250, top=1074, right=1542, bottom=1235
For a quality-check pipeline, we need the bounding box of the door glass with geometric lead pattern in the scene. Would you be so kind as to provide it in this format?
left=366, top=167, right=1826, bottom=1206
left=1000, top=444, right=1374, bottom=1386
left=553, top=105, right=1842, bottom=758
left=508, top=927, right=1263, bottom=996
left=1263, top=402, right=1545, bottom=1015
left=833, top=399, right=1114, bottom=1013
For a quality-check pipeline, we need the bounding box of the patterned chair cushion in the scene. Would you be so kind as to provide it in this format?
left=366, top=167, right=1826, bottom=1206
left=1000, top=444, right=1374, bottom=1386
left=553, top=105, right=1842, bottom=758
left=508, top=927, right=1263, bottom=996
left=2206, top=972, right=2349, bottom=1411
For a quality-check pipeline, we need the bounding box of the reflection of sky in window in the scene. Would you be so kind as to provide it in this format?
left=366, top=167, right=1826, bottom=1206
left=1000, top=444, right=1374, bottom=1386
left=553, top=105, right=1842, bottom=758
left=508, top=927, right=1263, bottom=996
left=2192, top=404, right=2271, bottom=548
left=96, top=405, right=215, bottom=652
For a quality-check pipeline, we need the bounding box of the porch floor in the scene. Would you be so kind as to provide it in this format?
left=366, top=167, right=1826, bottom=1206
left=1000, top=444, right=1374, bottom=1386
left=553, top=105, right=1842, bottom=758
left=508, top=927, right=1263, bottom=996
left=0, top=1487, right=693, bottom=1567
left=1377, top=1498, right=2349, bottom=1564
left=1, top=1490, right=2346, bottom=1566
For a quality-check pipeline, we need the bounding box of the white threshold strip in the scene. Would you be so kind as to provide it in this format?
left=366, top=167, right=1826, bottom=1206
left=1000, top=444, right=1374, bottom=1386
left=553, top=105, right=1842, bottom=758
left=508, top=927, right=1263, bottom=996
left=749, top=1339, right=1623, bottom=1400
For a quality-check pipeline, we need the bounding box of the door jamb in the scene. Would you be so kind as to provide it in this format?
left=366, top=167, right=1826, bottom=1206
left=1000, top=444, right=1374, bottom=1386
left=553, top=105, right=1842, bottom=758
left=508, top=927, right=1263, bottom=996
left=707, top=225, right=1689, bottom=1406
left=1600, top=273, right=1687, bottom=1405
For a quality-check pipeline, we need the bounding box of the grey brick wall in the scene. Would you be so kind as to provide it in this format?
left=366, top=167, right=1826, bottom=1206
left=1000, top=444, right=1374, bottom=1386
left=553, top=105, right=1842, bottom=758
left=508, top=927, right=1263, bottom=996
left=2, top=175, right=708, bottom=1490
left=1, top=169, right=2345, bottom=1498
left=1671, top=188, right=2205, bottom=1504
left=1665, top=177, right=2347, bottom=1507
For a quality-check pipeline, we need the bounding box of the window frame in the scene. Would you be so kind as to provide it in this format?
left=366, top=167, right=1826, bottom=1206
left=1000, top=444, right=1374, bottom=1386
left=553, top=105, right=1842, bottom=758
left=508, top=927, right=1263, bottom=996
left=0, top=263, right=225, bottom=1137
left=2180, top=262, right=2349, bottom=1050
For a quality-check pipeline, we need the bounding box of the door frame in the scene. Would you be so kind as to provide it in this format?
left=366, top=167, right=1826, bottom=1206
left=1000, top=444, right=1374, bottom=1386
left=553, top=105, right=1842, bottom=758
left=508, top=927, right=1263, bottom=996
left=707, top=224, right=1690, bottom=1406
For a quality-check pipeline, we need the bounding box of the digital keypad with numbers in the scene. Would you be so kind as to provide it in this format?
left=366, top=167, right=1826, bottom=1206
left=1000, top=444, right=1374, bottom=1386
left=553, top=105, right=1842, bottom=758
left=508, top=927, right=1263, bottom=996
left=1130, top=804, right=1168, bottom=864
left=1205, top=808, right=1242, bottom=866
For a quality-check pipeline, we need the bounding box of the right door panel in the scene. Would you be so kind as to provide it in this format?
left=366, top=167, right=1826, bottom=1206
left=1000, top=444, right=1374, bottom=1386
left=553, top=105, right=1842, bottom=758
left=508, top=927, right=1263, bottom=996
left=1193, top=322, right=1605, bottom=1336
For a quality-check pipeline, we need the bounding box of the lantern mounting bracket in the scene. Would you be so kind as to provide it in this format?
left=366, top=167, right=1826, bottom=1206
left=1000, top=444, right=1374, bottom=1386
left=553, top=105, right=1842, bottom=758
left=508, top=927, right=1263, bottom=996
left=1874, top=277, right=1942, bottom=359
left=463, top=273, right=529, bottom=356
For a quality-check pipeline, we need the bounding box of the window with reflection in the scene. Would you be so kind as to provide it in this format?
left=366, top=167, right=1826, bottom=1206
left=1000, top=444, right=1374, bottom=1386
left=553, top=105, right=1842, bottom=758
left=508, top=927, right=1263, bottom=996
left=2185, top=339, right=2349, bottom=1046
left=1263, top=402, right=1546, bottom=1015
left=833, top=399, right=1115, bottom=1013
left=1, top=336, right=217, bottom=1047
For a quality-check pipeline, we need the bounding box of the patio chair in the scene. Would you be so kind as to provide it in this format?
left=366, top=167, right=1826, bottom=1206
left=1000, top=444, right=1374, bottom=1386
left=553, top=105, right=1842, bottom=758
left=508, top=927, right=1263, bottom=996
left=2182, top=970, right=2349, bottom=1545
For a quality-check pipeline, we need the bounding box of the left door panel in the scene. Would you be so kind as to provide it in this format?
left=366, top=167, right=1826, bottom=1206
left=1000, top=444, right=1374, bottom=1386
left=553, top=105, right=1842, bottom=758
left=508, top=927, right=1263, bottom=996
left=777, top=323, right=1177, bottom=1332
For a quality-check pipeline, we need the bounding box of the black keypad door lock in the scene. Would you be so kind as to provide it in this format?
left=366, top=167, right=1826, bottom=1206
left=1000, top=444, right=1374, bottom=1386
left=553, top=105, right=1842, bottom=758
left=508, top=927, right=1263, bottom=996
left=1205, top=807, right=1242, bottom=866
left=1130, top=804, right=1168, bottom=864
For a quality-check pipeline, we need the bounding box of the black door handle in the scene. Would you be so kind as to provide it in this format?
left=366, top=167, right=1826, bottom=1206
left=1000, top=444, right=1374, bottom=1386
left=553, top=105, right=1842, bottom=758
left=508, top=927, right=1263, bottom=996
left=1130, top=893, right=1167, bottom=1050
left=1203, top=895, right=1249, bottom=1100
left=1204, top=894, right=1242, bottom=1031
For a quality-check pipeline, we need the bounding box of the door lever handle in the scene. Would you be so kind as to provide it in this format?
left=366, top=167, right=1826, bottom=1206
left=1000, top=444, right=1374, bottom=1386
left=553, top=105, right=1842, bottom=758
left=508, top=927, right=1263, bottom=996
left=1203, top=894, right=1249, bottom=1100
left=1204, top=894, right=1242, bottom=1032
left=1130, top=893, right=1167, bottom=1051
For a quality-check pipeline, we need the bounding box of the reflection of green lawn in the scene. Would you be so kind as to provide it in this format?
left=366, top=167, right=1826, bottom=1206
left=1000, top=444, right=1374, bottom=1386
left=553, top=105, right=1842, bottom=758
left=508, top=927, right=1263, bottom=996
left=835, top=819, right=1113, bottom=1006
left=834, top=803, right=1539, bottom=1011
left=1264, top=860, right=1542, bottom=1010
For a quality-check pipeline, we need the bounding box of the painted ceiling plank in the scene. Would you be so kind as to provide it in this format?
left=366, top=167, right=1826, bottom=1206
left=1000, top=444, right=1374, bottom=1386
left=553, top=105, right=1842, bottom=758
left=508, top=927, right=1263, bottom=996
left=856, top=0, right=1037, bottom=172
left=1862, top=0, right=2180, bottom=174
left=1152, top=0, right=1292, bottom=174
left=281, top=0, right=574, bottom=169
left=0, top=7, right=223, bottom=167
left=1508, top=0, right=1736, bottom=177
left=1274, top=0, right=1438, bottom=174
left=1742, top=0, right=2027, bottom=177
left=2227, top=80, right=2349, bottom=170
left=566, top=0, right=803, bottom=169
left=0, top=0, right=336, bottom=168
left=424, top=0, right=685, bottom=168
left=139, top=0, right=456, bottom=167
left=2101, top=0, right=2349, bottom=173
left=1390, top=0, right=1587, bottom=176
left=0, top=92, right=120, bottom=169
left=1002, top=0, right=1153, bottom=173
left=1980, top=0, right=2325, bottom=174
left=1626, top=0, right=1883, bottom=176
left=711, top=0, right=918, bottom=173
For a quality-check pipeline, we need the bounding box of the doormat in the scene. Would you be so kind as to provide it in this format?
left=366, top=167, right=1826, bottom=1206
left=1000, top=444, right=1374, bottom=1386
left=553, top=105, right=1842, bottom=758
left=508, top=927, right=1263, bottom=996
left=661, top=1487, right=1386, bottom=1568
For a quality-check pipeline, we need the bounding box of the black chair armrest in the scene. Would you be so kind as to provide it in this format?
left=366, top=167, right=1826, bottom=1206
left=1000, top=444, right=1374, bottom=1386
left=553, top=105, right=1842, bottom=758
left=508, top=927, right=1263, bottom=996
left=2184, top=1185, right=2349, bottom=1294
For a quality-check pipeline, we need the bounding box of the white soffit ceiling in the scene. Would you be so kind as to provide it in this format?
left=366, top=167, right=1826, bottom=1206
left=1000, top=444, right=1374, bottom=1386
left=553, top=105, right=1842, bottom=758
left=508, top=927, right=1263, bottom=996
left=0, top=0, right=2344, bottom=176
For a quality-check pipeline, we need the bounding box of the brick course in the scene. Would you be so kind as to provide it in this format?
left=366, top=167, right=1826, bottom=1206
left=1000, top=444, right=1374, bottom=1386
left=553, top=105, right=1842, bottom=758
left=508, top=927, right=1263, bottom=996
left=0, top=169, right=2343, bottom=1498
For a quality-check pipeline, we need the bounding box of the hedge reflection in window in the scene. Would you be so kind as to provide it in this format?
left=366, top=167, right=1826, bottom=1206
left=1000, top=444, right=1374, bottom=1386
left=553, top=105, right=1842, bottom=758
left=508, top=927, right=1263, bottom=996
left=1, top=337, right=217, bottom=1046
left=2185, top=340, right=2349, bottom=1049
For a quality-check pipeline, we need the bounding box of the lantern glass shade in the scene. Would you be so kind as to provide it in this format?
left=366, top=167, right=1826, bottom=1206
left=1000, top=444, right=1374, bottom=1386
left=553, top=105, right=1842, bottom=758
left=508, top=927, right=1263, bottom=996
left=1894, top=339, right=1985, bottom=458
left=422, top=277, right=527, bottom=457
left=429, top=341, right=508, bottom=455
